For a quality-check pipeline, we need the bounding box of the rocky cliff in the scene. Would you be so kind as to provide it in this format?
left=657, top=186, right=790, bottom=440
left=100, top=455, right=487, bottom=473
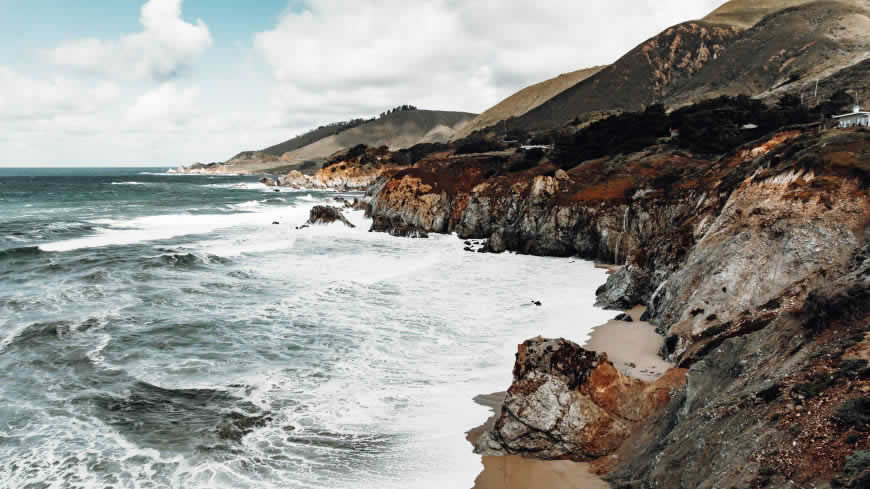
left=366, top=126, right=870, bottom=487
left=274, top=145, right=405, bottom=191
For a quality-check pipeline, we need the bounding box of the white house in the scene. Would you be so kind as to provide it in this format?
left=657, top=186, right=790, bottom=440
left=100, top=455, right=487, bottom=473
left=833, top=105, right=870, bottom=128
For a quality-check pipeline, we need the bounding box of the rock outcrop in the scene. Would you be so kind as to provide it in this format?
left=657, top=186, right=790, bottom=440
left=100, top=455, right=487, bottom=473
left=279, top=146, right=405, bottom=191
left=367, top=127, right=870, bottom=487
left=475, top=338, right=686, bottom=460
left=305, top=206, right=355, bottom=228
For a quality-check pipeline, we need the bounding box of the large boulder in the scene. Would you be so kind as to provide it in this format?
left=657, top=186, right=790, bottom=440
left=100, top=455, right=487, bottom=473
left=475, top=337, right=686, bottom=461
left=305, top=206, right=355, bottom=228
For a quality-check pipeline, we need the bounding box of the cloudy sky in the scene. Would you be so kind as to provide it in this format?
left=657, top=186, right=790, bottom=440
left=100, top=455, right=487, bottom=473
left=0, top=0, right=727, bottom=166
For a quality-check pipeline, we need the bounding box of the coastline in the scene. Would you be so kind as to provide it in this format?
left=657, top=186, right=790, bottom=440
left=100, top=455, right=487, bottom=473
left=467, top=264, right=672, bottom=489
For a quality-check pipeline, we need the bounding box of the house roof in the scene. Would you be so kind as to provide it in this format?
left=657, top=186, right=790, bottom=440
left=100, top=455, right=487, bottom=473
left=833, top=108, right=870, bottom=119
left=833, top=112, right=870, bottom=119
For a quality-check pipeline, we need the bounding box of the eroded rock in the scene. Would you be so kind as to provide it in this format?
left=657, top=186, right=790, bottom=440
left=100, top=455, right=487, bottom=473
left=475, top=337, right=686, bottom=460
left=306, top=206, right=355, bottom=228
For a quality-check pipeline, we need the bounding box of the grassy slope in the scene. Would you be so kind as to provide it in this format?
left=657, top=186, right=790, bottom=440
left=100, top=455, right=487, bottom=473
left=279, top=110, right=476, bottom=164
left=702, top=0, right=852, bottom=28
left=452, top=66, right=606, bottom=140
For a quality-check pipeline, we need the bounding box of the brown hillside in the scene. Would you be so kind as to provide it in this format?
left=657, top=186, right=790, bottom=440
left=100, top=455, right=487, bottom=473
left=219, top=110, right=475, bottom=174
left=510, top=0, right=869, bottom=132
left=509, top=21, right=741, bottom=132
left=703, top=0, right=866, bottom=28
left=452, top=66, right=605, bottom=140
left=280, top=110, right=476, bottom=165
left=669, top=1, right=870, bottom=108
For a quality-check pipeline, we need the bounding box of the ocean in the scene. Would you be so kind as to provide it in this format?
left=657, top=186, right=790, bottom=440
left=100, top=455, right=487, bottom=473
left=0, top=167, right=612, bottom=489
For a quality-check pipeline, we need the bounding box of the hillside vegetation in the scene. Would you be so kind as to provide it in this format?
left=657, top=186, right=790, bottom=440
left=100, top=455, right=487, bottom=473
left=216, top=108, right=475, bottom=174
left=279, top=109, right=476, bottom=164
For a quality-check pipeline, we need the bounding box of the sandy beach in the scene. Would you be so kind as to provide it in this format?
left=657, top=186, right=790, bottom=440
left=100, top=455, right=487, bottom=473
left=468, top=274, right=671, bottom=489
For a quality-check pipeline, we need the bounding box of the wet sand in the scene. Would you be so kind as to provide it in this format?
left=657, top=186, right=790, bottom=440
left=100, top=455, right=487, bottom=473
left=584, top=305, right=672, bottom=382
left=468, top=280, right=671, bottom=489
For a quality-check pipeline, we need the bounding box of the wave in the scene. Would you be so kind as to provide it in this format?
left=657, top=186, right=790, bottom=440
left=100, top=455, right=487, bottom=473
left=39, top=208, right=305, bottom=252
left=90, top=380, right=269, bottom=450
left=0, top=245, right=42, bottom=260
left=111, top=181, right=147, bottom=186
left=230, top=200, right=263, bottom=210
left=144, top=252, right=230, bottom=269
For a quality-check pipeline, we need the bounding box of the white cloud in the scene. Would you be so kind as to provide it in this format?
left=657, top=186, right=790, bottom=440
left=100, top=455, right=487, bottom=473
left=51, top=0, right=212, bottom=80
left=126, top=82, right=201, bottom=129
left=3, top=0, right=734, bottom=164
left=0, top=67, right=120, bottom=121
left=255, top=0, right=727, bottom=124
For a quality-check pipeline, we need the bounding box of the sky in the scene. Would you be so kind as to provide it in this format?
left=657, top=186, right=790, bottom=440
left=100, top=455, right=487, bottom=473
left=0, top=0, right=727, bottom=166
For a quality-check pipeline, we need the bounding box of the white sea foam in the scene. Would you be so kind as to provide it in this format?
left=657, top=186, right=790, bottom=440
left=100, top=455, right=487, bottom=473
left=201, top=222, right=612, bottom=489
left=40, top=206, right=312, bottom=253
left=111, top=181, right=147, bottom=186
left=9, top=186, right=616, bottom=489
left=204, top=182, right=269, bottom=190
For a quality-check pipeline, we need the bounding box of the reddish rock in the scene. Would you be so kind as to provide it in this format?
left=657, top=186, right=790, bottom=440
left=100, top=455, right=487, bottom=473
left=475, top=337, right=686, bottom=461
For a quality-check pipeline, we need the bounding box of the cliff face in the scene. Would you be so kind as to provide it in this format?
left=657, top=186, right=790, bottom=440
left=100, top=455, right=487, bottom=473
left=367, top=128, right=870, bottom=487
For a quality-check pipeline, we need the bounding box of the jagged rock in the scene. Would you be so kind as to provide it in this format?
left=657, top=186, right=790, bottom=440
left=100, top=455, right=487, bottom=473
left=555, top=169, right=570, bottom=181
left=369, top=215, right=428, bottom=238
left=350, top=198, right=370, bottom=212
left=475, top=337, right=686, bottom=460
left=596, top=266, right=651, bottom=310
left=259, top=177, right=278, bottom=187
left=306, top=206, right=355, bottom=228
left=614, top=313, right=633, bottom=322
left=216, top=411, right=272, bottom=442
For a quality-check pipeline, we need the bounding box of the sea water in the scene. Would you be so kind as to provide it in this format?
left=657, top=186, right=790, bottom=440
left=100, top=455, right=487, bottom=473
left=0, top=167, right=612, bottom=489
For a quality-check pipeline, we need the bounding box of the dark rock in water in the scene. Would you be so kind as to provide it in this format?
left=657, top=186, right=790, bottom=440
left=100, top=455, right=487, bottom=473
left=369, top=215, right=428, bottom=238
left=465, top=241, right=472, bottom=246
left=464, top=247, right=474, bottom=252
left=350, top=198, right=370, bottom=212
left=531, top=300, right=542, bottom=307
left=217, top=411, right=273, bottom=442
left=306, top=205, right=355, bottom=228
left=296, top=225, right=309, bottom=230
left=272, top=221, right=280, bottom=225
left=614, top=313, right=633, bottom=322
left=273, top=189, right=281, bottom=192
left=259, top=177, right=277, bottom=187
